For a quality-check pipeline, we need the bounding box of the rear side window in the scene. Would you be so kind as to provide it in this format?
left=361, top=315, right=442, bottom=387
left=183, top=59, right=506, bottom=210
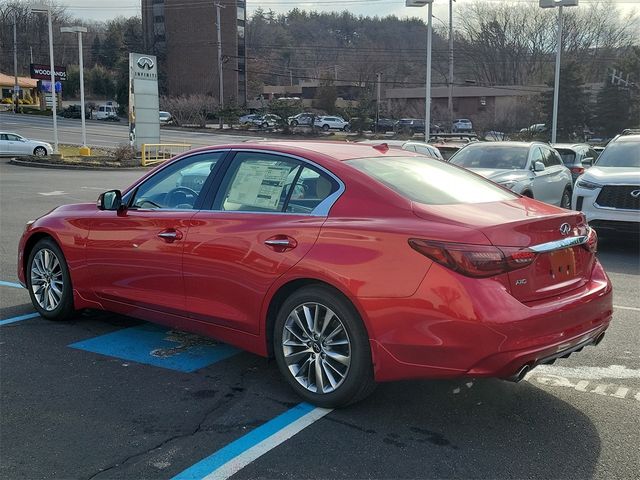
left=346, top=156, right=518, bottom=205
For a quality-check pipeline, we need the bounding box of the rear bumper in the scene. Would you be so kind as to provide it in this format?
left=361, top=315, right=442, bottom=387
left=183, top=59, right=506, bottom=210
left=361, top=259, right=613, bottom=382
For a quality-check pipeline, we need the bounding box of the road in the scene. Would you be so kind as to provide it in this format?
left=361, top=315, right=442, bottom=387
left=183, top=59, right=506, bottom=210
left=0, top=112, right=264, bottom=149
left=0, top=158, right=638, bottom=479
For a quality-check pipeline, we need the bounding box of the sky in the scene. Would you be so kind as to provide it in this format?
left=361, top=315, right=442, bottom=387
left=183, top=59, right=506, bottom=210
left=59, top=0, right=639, bottom=24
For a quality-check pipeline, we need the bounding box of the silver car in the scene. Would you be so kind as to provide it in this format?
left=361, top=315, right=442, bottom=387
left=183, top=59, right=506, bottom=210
left=449, top=141, right=573, bottom=208
left=0, top=132, right=52, bottom=156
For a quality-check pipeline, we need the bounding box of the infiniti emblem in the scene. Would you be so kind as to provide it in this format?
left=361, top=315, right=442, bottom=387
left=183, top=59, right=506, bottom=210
left=631, top=190, right=640, bottom=198
left=559, top=223, right=571, bottom=235
left=137, top=56, right=154, bottom=70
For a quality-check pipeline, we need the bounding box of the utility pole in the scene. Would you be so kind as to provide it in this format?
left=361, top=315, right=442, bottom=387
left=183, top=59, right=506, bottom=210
left=13, top=12, right=19, bottom=113
left=335, top=65, right=338, bottom=81
left=215, top=2, right=225, bottom=130
left=30, top=46, right=33, bottom=64
left=290, top=70, right=293, bottom=86
left=376, top=73, right=381, bottom=135
left=448, top=0, right=454, bottom=131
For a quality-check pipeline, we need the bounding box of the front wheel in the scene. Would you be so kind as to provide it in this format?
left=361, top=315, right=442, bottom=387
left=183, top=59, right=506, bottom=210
left=27, top=238, right=75, bottom=320
left=561, top=187, right=572, bottom=209
left=274, top=285, right=375, bottom=408
left=291, top=120, right=298, bottom=127
left=33, top=146, right=47, bottom=156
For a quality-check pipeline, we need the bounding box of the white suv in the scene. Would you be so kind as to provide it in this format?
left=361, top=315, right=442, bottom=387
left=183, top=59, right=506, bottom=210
left=314, top=116, right=349, bottom=131
left=572, top=132, right=640, bottom=234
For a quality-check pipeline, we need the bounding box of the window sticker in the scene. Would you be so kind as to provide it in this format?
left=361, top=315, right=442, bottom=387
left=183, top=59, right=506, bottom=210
left=227, top=161, right=293, bottom=210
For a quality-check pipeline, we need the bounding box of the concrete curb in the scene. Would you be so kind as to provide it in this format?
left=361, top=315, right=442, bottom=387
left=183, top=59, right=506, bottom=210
left=8, top=158, right=150, bottom=171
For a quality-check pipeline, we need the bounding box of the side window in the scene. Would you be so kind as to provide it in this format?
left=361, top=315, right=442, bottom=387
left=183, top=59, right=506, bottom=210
left=530, top=147, right=544, bottom=167
left=6, top=134, right=20, bottom=141
left=0, top=134, right=6, bottom=141
left=217, top=153, right=301, bottom=213
left=286, top=166, right=338, bottom=214
left=588, top=148, right=598, bottom=160
left=547, top=148, right=562, bottom=166
left=130, top=152, right=223, bottom=210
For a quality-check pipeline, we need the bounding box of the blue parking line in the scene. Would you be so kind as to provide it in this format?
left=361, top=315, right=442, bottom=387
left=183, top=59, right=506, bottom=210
left=0, top=281, right=24, bottom=289
left=69, top=323, right=239, bottom=372
left=172, top=403, right=319, bottom=480
left=0, top=312, right=40, bottom=326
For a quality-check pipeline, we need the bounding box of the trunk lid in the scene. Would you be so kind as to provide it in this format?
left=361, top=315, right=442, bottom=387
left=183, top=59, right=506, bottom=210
left=412, top=199, right=594, bottom=302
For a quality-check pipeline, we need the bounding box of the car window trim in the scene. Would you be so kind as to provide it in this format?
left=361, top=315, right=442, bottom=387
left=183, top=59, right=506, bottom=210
left=207, top=149, right=345, bottom=217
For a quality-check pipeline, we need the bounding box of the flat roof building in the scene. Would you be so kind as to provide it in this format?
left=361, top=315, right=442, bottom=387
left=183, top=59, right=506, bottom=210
left=142, top=0, right=247, bottom=105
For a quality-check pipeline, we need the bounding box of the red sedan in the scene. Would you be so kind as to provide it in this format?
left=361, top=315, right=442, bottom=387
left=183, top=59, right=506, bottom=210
left=17, top=141, right=613, bottom=407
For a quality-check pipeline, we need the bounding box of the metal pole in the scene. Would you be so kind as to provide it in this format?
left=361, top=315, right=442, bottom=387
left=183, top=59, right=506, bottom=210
left=425, top=1, right=433, bottom=142
left=30, top=46, right=33, bottom=64
left=216, top=3, right=224, bottom=130
left=448, top=0, right=454, bottom=131
left=551, top=5, right=563, bottom=144
left=376, top=72, right=381, bottom=135
left=47, top=9, right=59, bottom=154
left=13, top=13, right=19, bottom=113
left=78, top=31, right=87, bottom=148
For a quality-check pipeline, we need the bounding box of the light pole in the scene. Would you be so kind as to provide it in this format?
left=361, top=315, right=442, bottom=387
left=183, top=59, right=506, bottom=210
left=406, top=0, right=435, bottom=142
left=61, top=26, right=89, bottom=156
left=13, top=12, right=19, bottom=113
left=540, top=0, right=579, bottom=143
left=31, top=5, right=58, bottom=154
left=215, top=2, right=225, bottom=130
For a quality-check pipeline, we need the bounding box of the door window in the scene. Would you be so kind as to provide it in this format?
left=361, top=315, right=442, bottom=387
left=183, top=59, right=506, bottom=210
left=216, top=152, right=338, bottom=214
left=530, top=147, right=544, bottom=168
left=129, top=152, right=224, bottom=210
left=5, top=134, right=21, bottom=141
left=542, top=147, right=561, bottom=167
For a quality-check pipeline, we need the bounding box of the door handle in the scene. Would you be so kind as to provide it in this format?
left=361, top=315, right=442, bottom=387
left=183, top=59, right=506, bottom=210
left=157, top=229, right=183, bottom=242
left=264, top=236, right=297, bottom=252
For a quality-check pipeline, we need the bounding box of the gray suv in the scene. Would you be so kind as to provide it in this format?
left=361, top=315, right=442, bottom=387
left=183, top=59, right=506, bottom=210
left=553, top=143, right=599, bottom=184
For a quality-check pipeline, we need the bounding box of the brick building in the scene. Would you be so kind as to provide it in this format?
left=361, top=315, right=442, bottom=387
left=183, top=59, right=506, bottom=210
left=142, top=0, right=247, bottom=105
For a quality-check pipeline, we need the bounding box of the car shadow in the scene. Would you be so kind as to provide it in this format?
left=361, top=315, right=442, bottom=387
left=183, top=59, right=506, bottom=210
left=321, top=378, right=601, bottom=479
left=596, top=234, right=639, bottom=275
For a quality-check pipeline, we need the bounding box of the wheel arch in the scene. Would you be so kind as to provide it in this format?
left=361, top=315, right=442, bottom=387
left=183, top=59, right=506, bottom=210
left=263, top=277, right=370, bottom=358
left=22, top=231, right=58, bottom=281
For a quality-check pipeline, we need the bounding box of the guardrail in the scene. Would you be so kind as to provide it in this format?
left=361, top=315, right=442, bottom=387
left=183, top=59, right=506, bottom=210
left=141, top=143, right=192, bottom=166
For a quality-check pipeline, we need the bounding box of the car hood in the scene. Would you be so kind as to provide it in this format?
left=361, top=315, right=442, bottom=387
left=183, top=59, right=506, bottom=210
left=468, top=168, right=529, bottom=183
left=580, top=166, right=640, bottom=184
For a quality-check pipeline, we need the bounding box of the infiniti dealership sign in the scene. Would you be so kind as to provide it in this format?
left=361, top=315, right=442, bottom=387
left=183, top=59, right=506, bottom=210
left=129, top=53, right=160, bottom=150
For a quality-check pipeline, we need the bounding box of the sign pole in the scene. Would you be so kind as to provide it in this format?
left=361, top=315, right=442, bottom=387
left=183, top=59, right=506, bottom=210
left=47, top=10, right=59, bottom=154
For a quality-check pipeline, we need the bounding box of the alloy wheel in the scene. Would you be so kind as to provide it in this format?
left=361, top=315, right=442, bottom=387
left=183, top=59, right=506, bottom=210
left=282, top=302, right=351, bottom=394
left=30, top=248, right=64, bottom=311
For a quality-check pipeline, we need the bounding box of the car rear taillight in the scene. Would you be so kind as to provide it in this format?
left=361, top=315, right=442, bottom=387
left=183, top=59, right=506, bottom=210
left=583, top=227, right=598, bottom=253
left=408, top=239, right=536, bottom=278
left=571, top=166, right=585, bottom=175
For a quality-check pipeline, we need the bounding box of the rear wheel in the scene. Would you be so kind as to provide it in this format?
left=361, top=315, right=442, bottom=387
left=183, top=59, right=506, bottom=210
left=561, top=188, right=572, bottom=209
left=27, top=238, right=75, bottom=321
left=33, top=146, right=47, bottom=156
left=322, top=124, right=330, bottom=131
left=274, top=285, right=375, bottom=408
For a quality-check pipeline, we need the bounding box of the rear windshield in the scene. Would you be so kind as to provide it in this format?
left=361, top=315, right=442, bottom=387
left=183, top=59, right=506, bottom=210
left=450, top=145, right=529, bottom=170
left=556, top=149, right=576, bottom=166
left=346, top=156, right=518, bottom=205
left=595, top=140, right=640, bottom=168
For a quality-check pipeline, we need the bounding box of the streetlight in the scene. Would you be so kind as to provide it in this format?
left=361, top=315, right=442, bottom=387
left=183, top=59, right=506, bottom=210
left=406, top=0, right=434, bottom=142
left=31, top=4, right=58, bottom=154
left=61, top=26, right=89, bottom=156
left=540, top=0, right=579, bottom=143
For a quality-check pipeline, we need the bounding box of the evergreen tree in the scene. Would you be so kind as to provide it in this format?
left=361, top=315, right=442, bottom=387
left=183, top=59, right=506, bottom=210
left=540, top=60, right=590, bottom=141
left=594, top=83, right=632, bottom=137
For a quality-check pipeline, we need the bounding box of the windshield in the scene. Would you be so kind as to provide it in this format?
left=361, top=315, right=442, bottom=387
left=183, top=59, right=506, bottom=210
left=556, top=149, right=576, bottom=166
left=595, top=140, right=640, bottom=168
left=346, top=156, right=517, bottom=205
left=450, top=145, right=529, bottom=170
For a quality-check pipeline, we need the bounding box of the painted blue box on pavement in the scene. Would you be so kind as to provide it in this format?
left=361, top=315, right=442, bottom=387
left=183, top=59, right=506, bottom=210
left=69, top=323, right=239, bottom=372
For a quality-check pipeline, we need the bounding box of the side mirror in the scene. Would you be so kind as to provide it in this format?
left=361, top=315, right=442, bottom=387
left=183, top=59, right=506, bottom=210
left=97, top=189, right=123, bottom=211
left=534, top=161, right=545, bottom=172
left=582, top=157, right=593, bottom=167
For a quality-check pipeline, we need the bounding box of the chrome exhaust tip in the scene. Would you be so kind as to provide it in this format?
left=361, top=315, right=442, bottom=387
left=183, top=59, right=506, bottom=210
left=509, top=364, right=531, bottom=383
left=593, top=332, right=606, bottom=346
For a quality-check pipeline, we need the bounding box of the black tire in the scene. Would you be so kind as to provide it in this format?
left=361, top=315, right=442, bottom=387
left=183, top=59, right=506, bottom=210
left=291, top=120, right=299, bottom=127
left=261, top=122, right=268, bottom=129
left=26, top=238, right=75, bottom=321
left=274, top=285, right=375, bottom=408
left=561, top=187, right=572, bottom=209
left=33, top=146, right=47, bottom=156
left=322, top=124, right=330, bottom=131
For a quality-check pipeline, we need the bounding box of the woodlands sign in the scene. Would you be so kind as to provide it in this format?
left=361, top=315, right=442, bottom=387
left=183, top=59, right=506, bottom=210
left=30, top=64, right=67, bottom=81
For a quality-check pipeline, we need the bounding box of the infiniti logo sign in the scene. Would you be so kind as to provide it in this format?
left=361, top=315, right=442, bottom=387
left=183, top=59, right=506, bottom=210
left=137, top=56, right=155, bottom=70
left=559, top=223, right=571, bottom=235
left=631, top=190, right=640, bottom=198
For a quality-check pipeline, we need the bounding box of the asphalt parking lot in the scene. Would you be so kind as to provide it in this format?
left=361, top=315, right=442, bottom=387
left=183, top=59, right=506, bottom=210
left=1, top=157, right=639, bottom=479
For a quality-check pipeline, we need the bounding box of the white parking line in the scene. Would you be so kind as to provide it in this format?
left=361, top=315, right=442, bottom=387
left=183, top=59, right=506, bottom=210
left=614, top=305, right=640, bottom=312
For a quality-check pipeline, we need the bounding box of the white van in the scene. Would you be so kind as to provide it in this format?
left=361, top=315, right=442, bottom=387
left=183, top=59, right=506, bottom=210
left=95, top=104, right=118, bottom=120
